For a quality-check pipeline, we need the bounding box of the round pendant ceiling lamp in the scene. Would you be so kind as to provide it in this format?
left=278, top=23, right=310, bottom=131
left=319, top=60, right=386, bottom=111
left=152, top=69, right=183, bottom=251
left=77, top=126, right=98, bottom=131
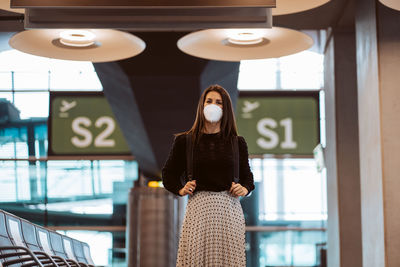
left=9, top=29, right=146, bottom=62
left=0, top=0, right=24, bottom=14
left=273, top=0, right=330, bottom=16
left=177, top=28, right=313, bottom=62
left=379, top=0, right=400, bottom=11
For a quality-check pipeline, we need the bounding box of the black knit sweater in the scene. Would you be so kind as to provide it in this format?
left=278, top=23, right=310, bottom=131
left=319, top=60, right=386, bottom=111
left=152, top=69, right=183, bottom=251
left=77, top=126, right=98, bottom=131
left=162, top=132, right=255, bottom=196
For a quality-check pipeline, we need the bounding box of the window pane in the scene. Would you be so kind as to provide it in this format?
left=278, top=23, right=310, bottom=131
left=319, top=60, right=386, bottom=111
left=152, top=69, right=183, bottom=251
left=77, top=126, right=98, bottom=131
left=13, top=72, right=49, bottom=90
left=40, top=198, right=114, bottom=214
left=0, top=50, right=50, bottom=72
left=41, top=160, right=137, bottom=214
left=0, top=126, right=28, bottom=158
left=0, top=161, right=30, bottom=201
left=238, top=59, right=277, bottom=90
left=259, top=231, right=325, bottom=266
left=280, top=51, right=324, bottom=90
left=50, top=70, right=102, bottom=91
left=282, top=159, right=326, bottom=220
left=13, top=92, right=49, bottom=118
left=58, top=231, right=113, bottom=266
left=16, top=161, right=31, bottom=201
left=47, top=161, right=93, bottom=198
left=0, top=50, right=102, bottom=92
left=0, top=72, right=12, bottom=90
left=238, top=49, right=324, bottom=90
left=48, top=60, right=102, bottom=91
left=0, top=161, right=18, bottom=201
left=253, top=158, right=327, bottom=222
left=261, top=159, right=279, bottom=221
left=0, top=92, right=13, bottom=102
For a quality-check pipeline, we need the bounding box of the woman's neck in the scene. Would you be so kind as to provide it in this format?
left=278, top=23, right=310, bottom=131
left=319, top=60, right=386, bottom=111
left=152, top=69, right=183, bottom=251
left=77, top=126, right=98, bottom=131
left=203, top=121, right=221, bottom=134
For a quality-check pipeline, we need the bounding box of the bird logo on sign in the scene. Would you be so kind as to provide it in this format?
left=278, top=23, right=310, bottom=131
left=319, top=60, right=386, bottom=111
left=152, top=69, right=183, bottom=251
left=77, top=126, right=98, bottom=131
left=242, top=101, right=260, bottom=118
left=59, top=100, right=77, bottom=118
left=60, top=100, right=77, bottom=112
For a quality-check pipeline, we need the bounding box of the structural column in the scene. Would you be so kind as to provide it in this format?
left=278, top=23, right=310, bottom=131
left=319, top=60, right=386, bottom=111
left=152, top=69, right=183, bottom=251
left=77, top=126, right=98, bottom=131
left=324, top=28, right=363, bottom=267
left=355, top=1, right=400, bottom=266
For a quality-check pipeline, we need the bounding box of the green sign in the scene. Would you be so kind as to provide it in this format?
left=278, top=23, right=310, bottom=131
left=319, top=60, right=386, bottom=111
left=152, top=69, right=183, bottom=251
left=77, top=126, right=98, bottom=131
left=236, top=92, right=319, bottom=155
left=49, top=92, right=131, bottom=155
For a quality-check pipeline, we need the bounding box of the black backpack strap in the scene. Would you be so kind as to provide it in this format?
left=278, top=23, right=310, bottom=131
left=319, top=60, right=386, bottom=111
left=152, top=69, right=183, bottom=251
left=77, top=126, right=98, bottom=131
left=232, top=136, right=239, bottom=183
left=186, top=133, right=193, bottom=181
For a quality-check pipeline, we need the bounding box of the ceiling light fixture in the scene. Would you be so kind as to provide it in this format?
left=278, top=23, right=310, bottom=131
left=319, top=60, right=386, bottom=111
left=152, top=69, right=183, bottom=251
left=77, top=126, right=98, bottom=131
left=59, top=30, right=96, bottom=47
left=273, top=0, right=330, bottom=16
left=177, top=27, right=313, bottom=62
left=227, top=30, right=264, bottom=46
left=9, top=29, right=146, bottom=62
left=379, top=0, right=400, bottom=11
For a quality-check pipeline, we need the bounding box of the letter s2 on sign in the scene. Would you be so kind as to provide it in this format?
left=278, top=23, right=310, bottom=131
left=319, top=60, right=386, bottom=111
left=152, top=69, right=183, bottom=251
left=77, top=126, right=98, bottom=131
left=71, top=116, right=92, bottom=148
left=71, top=116, right=116, bottom=149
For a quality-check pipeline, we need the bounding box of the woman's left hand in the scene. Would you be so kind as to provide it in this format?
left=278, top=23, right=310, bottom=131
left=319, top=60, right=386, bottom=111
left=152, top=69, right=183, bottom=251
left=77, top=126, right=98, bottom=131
left=230, top=182, right=248, bottom=197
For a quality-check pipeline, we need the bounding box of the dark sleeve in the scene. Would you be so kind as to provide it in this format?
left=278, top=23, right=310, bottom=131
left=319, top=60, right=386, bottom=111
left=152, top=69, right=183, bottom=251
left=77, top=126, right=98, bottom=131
left=162, top=134, right=186, bottom=196
left=238, top=136, right=255, bottom=196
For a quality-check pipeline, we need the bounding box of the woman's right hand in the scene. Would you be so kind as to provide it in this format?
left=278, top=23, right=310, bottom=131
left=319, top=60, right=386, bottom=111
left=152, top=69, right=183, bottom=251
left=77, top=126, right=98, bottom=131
left=179, top=180, right=196, bottom=196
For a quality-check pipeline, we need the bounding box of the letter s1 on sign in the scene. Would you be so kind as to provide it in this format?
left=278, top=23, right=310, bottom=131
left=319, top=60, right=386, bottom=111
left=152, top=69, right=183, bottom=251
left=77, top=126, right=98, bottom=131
left=256, top=118, right=279, bottom=149
left=256, top=117, right=297, bottom=150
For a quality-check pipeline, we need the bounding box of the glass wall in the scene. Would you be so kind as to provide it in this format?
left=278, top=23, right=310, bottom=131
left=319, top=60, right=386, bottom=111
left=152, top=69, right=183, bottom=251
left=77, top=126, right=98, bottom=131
left=57, top=230, right=113, bottom=266
left=0, top=49, right=102, bottom=119
left=259, top=230, right=326, bottom=267
left=238, top=50, right=324, bottom=91
left=246, top=157, right=327, bottom=267
left=0, top=120, right=137, bottom=265
left=253, top=158, right=327, bottom=222
left=0, top=49, right=135, bottom=266
left=238, top=34, right=327, bottom=267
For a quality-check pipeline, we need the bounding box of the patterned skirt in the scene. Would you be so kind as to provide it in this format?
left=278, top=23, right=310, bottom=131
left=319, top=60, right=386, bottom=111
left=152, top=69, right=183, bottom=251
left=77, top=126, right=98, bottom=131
left=176, top=190, right=246, bottom=267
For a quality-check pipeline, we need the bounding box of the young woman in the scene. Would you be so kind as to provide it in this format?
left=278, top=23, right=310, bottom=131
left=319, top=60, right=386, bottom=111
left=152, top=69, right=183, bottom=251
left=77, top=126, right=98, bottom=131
left=162, top=84, right=255, bottom=267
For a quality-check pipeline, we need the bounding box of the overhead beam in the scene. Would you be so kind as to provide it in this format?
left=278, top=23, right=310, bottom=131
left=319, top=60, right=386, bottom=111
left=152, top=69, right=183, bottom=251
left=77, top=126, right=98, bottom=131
left=11, top=0, right=275, bottom=8
left=23, top=7, right=272, bottom=30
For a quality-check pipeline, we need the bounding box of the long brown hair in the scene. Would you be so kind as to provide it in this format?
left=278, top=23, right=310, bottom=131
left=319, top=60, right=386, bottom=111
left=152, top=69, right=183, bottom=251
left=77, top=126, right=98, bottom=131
left=177, top=84, right=238, bottom=143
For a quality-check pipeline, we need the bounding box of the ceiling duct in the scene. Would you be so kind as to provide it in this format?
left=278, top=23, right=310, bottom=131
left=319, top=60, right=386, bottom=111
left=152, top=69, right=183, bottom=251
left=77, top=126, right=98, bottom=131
left=11, top=0, right=274, bottom=30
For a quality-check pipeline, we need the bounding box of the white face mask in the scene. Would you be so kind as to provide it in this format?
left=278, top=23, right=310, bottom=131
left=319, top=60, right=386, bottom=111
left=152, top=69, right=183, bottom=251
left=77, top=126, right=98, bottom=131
left=203, top=104, right=223, bottom=123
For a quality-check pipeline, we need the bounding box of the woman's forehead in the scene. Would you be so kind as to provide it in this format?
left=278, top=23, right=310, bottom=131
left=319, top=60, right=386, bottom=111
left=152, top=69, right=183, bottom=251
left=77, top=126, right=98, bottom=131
left=205, top=91, right=222, bottom=99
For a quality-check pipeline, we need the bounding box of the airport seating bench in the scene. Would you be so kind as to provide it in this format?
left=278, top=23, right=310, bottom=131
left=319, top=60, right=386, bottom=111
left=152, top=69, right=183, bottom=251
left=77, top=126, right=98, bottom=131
left=0, top=209, right=96, bottom=267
